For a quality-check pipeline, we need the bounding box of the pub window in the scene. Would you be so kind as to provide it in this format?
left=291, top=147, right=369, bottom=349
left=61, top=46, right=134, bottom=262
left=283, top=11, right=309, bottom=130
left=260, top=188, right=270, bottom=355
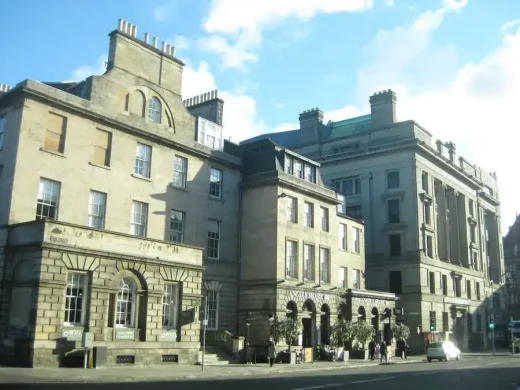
left=162, top=283, right=180, bottom=329
left=116, top=278, right=137, bottom=327
left=64, top=272, right=88, bottom=325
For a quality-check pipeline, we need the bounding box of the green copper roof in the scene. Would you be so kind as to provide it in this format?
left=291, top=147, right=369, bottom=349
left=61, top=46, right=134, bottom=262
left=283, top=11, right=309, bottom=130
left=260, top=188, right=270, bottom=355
left=328, top=114, right=371, bottom=139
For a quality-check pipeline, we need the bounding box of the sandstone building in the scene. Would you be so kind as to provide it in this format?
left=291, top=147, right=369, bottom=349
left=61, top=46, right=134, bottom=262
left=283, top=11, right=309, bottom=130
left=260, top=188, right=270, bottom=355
left=0, top=19, right=395, bottom=367
left=243, top=90, right=506, bottom=351
left=504, top=215, right=520, bottom=321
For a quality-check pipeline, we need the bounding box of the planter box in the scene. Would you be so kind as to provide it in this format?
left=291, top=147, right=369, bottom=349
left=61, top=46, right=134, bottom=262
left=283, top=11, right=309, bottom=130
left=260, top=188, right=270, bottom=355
left=280, top=351, right=297, bottom=364
left=350, top=349, right=369, bottom=360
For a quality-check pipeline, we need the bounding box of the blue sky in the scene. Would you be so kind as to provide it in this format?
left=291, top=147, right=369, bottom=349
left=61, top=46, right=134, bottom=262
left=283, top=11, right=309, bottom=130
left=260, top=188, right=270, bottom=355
left=1, top=0, right=520, bottom=232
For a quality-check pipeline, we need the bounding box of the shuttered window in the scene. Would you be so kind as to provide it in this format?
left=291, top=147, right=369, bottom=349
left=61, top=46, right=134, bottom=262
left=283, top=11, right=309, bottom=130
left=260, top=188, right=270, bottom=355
left=44, top=112, right=66, bottom=153
left=93, top=129, right=111, bottom=166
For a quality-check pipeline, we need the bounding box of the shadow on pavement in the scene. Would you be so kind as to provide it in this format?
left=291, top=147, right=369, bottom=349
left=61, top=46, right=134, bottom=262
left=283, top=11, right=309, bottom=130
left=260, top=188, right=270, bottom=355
left=5, top=365, right=520, bottom=390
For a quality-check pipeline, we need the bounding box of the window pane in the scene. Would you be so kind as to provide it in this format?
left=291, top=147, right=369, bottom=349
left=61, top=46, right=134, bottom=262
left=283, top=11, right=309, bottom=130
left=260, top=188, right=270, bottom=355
left=64, top=272, right=86, bottom=325
left=36, top=178, right=61, bottom=220
left=320, top=248, right=330, bottom=283
left=173, top=156, right=187, bottom=188
left=352, top=227, right=360, bottom=253
left=387, top=171, right=400, bottom=189
left=116, top=278, right=136, bottom=327
left=131, top=201, right=148, bottom=237
left=162, top=283, right=179, bottom=328
left=207, top=219, right=220, bottom=258
left=388, top=199, right=400, bottom=223
left=170, top=209, right=185, bottom=243
left=206, top=291, right=219, bottom=330
left=135, top=143, right=151, bottom=177
left=210, top=168, right=223, bottom=198
left=286, top=241, right=297, bottom=278
left=88, top=190, right=106, bottom=229
left=148, top=97, right=162, bottom=123
left=304, top=244, right=314, bottom=281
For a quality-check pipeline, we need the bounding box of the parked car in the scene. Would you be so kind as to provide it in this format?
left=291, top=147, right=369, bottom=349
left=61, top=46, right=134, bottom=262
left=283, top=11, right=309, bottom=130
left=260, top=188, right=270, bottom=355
left=427, top=341, right=461, bottom=362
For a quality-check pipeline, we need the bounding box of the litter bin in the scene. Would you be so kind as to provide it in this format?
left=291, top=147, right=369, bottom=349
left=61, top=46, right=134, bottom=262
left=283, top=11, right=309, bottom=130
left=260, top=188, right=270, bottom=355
left=93, top=346, right=108, bottom=368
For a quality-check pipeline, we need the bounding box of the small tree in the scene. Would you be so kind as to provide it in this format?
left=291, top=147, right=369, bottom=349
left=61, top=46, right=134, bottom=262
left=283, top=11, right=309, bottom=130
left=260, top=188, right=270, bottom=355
left=352, top=321, right=373, bottom=348
left=330, top=318, right=354, bottom=347
left=273, top=317, right=301, bottom=351
left=391, top=323, right=410, bottom=341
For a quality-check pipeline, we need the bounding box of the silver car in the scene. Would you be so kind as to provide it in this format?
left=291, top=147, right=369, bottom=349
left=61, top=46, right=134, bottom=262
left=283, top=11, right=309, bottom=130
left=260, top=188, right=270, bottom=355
left=427, top=341, right=461, bottom=362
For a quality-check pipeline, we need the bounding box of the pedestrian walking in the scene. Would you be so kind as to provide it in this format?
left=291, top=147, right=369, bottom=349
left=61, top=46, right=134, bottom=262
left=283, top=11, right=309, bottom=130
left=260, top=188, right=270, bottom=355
left=379, top=340, right=387, bottom=363
left=267, top=337, right=277, bottom=367
left=368, top=338, right=376, bottom=360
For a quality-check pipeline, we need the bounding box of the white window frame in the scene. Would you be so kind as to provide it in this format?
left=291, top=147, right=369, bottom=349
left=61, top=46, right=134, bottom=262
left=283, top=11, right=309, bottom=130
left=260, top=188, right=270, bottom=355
left=88, top=190, right=106, bottom=229
left=162, top=283, right=180, bottom=329
left=426, top=235, right=433, bottom=258
left=303, top=244, right=314, bottom=281
left=169, top=209, right=185, bottom=243
left=287, top=197, right=297, bottom=223
left=135, top=143, right=152, bottom=178
left=352, top=227, right=360, bottom=253
left=294, top=160, right=303, bottom=179
left=320, top=247, right=330, bottom=284
left=422, top=172, right=429, bottom=193
left=131, top=200, right=148, bottom=237
left=209, top=167, right=223, bottom=198
left=285, top=155, right=292, bottom=174
left=304, top=165, right=315, bottom=183
left=304, top=202, right=313, bottom=228
left=352, top=269, right=361, bottom=289
left=339, top=267, right=348, bottom=288
left=339, top=223, right=347, bottom=250
left=36, top=178, right=61, bottom=220
left=173, top=155, right=188, bottom=188
left=116, top=278, right=137, bottom=328
left=0, top=116, right=5, bottom=150
left=207, top=219, right=220, bottom=259
left=286, top=240, right=298, bottom=279
left=148, top=97, right=162, bottom=123
left=64, top=272, right=88, bottom=326
left=320, top=207, right=329, bottom=232
left=206, top=290, right=219, bottom=330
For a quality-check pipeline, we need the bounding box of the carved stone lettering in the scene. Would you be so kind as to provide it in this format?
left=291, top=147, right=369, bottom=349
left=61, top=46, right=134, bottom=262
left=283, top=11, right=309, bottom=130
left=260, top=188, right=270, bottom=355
left=50, top=236, right=69, bottom=244
left=287, top=290, right=330, bottom=302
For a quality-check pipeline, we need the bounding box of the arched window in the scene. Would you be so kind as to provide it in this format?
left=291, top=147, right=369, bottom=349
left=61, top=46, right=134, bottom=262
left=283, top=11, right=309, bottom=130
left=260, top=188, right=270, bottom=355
left=148, top=97, right=162, bottom=123
left=116, top=278, right=137, bottom=327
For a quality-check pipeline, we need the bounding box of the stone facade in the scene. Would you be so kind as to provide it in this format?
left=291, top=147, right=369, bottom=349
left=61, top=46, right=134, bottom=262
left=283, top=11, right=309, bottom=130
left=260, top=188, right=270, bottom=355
left=226, top=139, right=397, bottom=349
left=240, top=90, right=506, bottom=352
left=0, top=19, right=238, bottom=367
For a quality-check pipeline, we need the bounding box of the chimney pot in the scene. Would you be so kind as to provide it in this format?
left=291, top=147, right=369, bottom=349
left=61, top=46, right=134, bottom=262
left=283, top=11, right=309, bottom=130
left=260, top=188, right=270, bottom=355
left=122, top=20, right=127, bottom=33
left=126, top=23, right=132, bottom=34
left=144, top=32, right=149, bottom=44
left=161, top=41, right=166, bottom=52
left=118, top=18, right=124, bottom=30
left=153, top=37, right=158, bottom=48
left=166, top=44, right=171, bottom=55
left=131, top=25, right=137, bottom=37
left=171, top=47, right=176, bottom=57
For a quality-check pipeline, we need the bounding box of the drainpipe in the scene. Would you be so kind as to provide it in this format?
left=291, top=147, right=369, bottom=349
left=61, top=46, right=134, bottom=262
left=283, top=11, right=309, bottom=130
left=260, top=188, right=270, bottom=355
left=235, top=176, right=243, bottom=335
left=368, top=173, right=375, bottom=252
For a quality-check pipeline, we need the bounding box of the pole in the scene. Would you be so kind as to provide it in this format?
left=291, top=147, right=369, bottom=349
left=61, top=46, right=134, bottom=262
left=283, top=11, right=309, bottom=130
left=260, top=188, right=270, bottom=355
left=492, top=324, right=496, bottom=356
left=202, top=296, right=207, bottom=372
left=83, top=347, right=88, bottom=369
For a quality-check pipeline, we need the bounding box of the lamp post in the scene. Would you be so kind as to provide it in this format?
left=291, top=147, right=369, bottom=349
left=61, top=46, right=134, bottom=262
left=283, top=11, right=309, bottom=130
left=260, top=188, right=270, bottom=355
left=201, top=295, right=208, bottom=372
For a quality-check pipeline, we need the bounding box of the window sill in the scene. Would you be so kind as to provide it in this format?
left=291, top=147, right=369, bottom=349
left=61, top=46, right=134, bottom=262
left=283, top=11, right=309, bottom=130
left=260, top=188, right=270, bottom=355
left=89, top=162, right=111, bottom=170
left=207, top=257, right=220, bottom=261
left=171, top=184, right=188, bottom=192
left=131, top=173, right=152, bottom=182
left=209, top=195, right=224, bottom=202
left=40, top=147, right=65, bottom=158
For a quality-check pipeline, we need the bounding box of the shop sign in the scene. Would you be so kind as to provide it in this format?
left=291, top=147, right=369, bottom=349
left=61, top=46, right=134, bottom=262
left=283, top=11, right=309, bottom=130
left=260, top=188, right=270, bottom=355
left=357, top=298, right=387, bottom=307
left=115, top=329, right=135, bottom=340
left=287, top=291, right=329, bottom=302
left=62, top=327, right=84, bottom=341
left=159, top=329, right=177, bottom=341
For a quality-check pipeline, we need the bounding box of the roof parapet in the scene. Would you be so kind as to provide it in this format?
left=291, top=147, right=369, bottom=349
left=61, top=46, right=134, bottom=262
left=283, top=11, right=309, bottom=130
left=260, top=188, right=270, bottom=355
left=117, top=18, right=176, bottom=58
left=183, top=90, right=219, bottom=108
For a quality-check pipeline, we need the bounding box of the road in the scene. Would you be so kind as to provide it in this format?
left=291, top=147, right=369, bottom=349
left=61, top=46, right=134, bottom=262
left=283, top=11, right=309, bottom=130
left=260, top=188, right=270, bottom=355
left=5, top=357, right=520, bottom=390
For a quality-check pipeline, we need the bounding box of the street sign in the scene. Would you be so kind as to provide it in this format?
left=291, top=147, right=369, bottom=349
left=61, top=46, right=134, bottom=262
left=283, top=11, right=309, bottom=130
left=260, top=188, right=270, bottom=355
left=394, top=308, right=404, bottom=315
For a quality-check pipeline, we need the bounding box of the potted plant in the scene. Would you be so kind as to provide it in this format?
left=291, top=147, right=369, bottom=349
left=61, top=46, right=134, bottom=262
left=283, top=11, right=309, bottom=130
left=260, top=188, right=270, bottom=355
left=351, top=321, right=374, bottom=360
left=391, top=323, right=410, bottom=357
left=330, top=318, right=354, bottom=361
left=273, top=317, right=301, bottom=364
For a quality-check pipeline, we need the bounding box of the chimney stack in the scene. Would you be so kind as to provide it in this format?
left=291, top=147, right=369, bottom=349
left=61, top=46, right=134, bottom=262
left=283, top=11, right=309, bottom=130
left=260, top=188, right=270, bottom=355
left=0, top=83, right=12, bottom=94
left=369, top=89, right=397, bottom=129
left=299, top=107, right=324, bottom=144
left=182, top=90, right=224, bottom=126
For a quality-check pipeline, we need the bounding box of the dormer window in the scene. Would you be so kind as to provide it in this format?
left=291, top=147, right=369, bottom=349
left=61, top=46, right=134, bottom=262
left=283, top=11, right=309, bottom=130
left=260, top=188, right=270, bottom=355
left=149, top=97, right=162, bottom=123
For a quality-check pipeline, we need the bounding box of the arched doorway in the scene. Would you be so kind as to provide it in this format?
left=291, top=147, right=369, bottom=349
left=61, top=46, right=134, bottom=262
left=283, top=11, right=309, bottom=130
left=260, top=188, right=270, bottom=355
left=371, top=307, right=379, bottom=338
left=358, top=306, right=366, bottom=322
left=302, top=299, right=316, bottom=348
left=338, top=302, right=348, bottom=321
left=320, top=304, right=330, bottom=345
left=286, top=301, right=298, bottom=320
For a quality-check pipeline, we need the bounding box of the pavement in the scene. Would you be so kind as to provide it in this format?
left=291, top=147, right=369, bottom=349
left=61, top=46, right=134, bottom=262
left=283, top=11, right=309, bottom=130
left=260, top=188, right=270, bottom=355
left=0, top=356, right=425, bottom=384
left=1, top=355, right=519, bottom=389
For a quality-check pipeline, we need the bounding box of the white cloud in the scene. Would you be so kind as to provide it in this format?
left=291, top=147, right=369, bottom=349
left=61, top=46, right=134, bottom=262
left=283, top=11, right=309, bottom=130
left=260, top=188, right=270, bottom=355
left=69, top=55, right=108, bottom=82
left=198, top=36, right=258, bottom=70
left=273, top=123, right=298, bottom=133
left=354, top=1, right=520, bottom=231
left=181, top=61, right=217, bottom=98
left=385, top=0, right=394, bottom=6
left=442, top=0, right=468, bottom=12
left=502, top=19, right=520, bottom=33
left=201, top=0, right=374, bottom=69
left=324, top=105, right=364, bottom=123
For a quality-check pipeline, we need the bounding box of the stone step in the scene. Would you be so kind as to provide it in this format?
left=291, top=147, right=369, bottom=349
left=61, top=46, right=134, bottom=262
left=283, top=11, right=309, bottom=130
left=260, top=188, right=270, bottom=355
left=197, top=353, right=238, bottom=365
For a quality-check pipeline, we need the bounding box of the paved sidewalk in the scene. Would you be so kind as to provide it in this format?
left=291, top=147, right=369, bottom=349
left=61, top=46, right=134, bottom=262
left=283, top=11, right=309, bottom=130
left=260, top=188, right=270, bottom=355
left=0, top=356, right=425, bottom=384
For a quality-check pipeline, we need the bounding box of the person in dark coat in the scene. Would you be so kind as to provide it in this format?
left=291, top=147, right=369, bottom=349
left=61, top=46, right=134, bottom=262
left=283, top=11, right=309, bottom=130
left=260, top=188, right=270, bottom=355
left=368, top=338, right=376, bottom=360
left=380, top=340, right=387, bottom=363
left=267, top=337, right=277, bottom=367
